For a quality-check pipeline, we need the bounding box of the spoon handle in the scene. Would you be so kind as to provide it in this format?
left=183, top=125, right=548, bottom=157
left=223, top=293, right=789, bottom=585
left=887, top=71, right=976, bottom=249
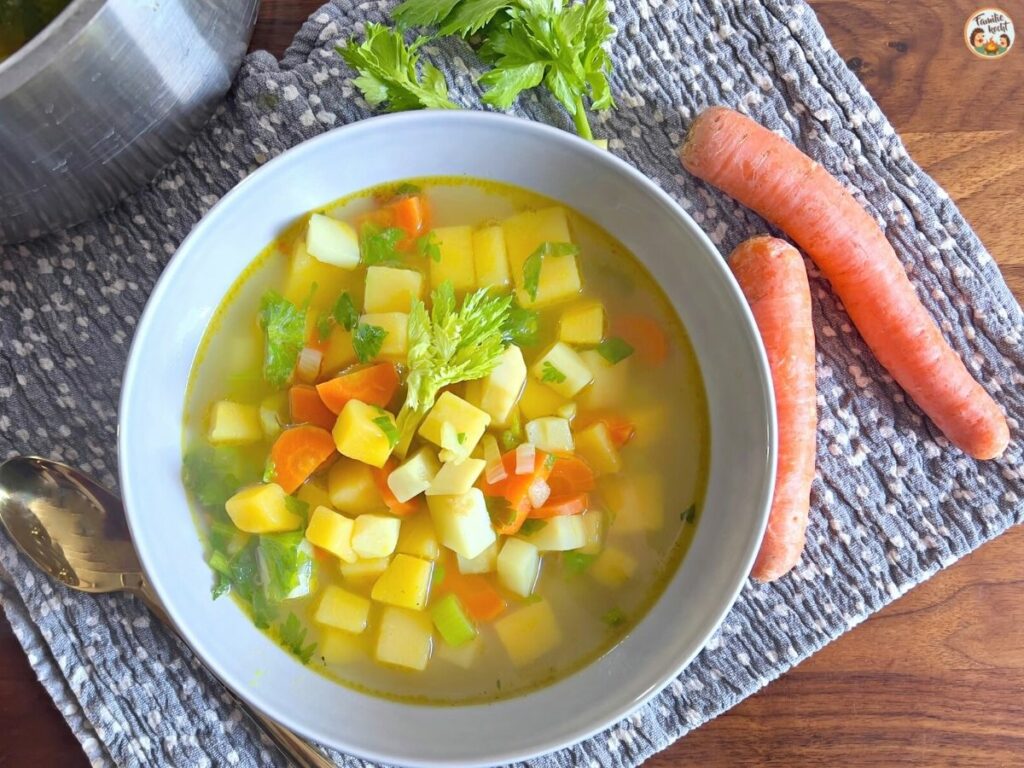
left=134, top=582, right=335, bottom=768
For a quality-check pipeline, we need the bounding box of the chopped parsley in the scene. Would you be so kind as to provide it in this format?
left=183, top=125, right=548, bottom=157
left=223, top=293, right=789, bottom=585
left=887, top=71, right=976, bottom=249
left=563, top=551, right=596, bottom=574
left=518, top=519, right=547, bottom=536
left=279, top=613, right=317, bottom=665
left=597, top=336, right=635, bottom=365
left=522, top=242, right=580, bottom=301
left=374, top=410, right=400, bottom=449
left=360, top=222, right=406, bottom=266
left=681, top=504, right=697, bottom=524
left=544, top=454, right=557, bottom=470
left=258, top=291, right=307, bottom=387
left=352, top=322, right=388, bottom=363
left=602, top=607, right=626, bottom=627
left=503, top=302, right=540, bottom=347
left=541, top=361, right=567, bottom=383
left=415, top=231, right=441, bottom=262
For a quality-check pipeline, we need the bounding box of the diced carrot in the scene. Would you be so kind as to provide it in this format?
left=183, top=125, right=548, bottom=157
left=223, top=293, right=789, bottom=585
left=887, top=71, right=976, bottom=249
left=316, top=363, right=400, bottom=414
left=681, top=106, right=1009, bottom=460
left=389, top=195, right=427, bottom=238
left=444, top=573, right=506, bottom=622
left=612, top=313, right=669, bottom=365
left=371, top=458, right=420, bottom=517
left=546, top=455, right=595, bottom=497
left=269, top=425, right=336, bottom=494
left=529, top=493, right=589, bottom=519
left=478, top=449, right=553, bottom=534
left=289, top=385, right=337, bottom=431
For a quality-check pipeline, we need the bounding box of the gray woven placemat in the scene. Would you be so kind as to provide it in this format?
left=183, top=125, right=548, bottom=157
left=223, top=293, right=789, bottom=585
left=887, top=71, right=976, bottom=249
left=1, top=0, right=1022, bottom=766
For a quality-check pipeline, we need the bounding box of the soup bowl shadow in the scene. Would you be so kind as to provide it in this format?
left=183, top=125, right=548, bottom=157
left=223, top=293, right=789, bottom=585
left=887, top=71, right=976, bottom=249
left=120, top=110, right=776, bottom=767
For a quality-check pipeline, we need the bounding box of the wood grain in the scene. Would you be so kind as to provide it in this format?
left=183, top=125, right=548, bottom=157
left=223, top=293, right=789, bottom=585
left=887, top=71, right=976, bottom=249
left=2, top=1, right=1021, bottom=766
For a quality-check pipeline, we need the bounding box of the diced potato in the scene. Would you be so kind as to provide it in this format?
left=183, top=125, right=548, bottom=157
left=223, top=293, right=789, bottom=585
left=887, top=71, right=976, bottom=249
left=328, top=457, right=384, bottom=514
left=473, top=225, right=511, bottom=290
left=496, top=538, right=540, bottom=598
left=574, top=422, right=622, bottom=474
left=387, top=447, right=440, bottom=503
left=457, top=541, right=498, bottom=574
left=555, top=402, right=577, bottom=421
left=514, top=255, right=582, bottom=309
left=314, top=585, right=371, bottom=633
left=321, top=324, right=356, bottom=375
left=258, top=392, right=287, bottom=439
left=376, top=606, right=434, bottom=671
left=466, top=345, right=527, bottom=428
left=430, top=225, right=476, bottom=292
left=494, top=599, right=561, bottom=666
left=427, top=488, right=497, bottom=560
left=525, top=417, right=574, bottom=453
left=531, top=343, right=593, bottom=398
left=625, top=405, right=666, bottom=449
left=427, top=458, right=486, bottom=496
left=518, top=515, right=586, bottom=551
left=340, top=556, right=391, bottom=585
left=351, top=514, right=401, bottom=559
left=284, top=239, right=351, bottom=312
left=578, top=510, right=606, bottom=555
left=418, top=392, right=491, bottom=458
left=320, top=628, right=370, bottom=664
left=364, top=266, right=423, bottom=313
left=435, top=635, right=483, bottom=668
left=297, top=479, right=334, bottom=511
left=396, top=512, right=440, bottom=560
left=332, top=399, right=394, bottom=468
left=306, top=213, right=360, bottom=269
left=589, top=546, right=637, bottom=587
left=604, top=472, right=663, bottom=532
left=503, top=206, right=572, bottom=284
left=305, top=506, right=357, bottom=563
left=208, top=401, right=262, bottom=444
left=578, top=350, right=630, bottom=410
left=225, top=483, right=301, bottom=533
left=559, top=302, right=605, bottom=345
left=371, top=553, right=433, bottom=610
left=358, top=313, right=408, bottom=361
left=518, top=377, right=569, bottom=421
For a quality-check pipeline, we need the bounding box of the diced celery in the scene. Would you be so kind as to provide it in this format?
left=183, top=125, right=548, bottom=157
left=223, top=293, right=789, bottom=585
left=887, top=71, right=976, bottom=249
left=430, top=594, right=478, bottom=647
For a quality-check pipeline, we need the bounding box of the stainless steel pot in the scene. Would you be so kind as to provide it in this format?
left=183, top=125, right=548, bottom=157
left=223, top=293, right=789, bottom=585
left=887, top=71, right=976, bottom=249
left=0, top=0, right=260, bottom=244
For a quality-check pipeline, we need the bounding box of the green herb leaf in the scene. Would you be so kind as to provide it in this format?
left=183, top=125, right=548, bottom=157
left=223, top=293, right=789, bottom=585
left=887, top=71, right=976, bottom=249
left=316, top=314, right=333, bottom=341
left=563, top=551, right=596, bottom=574
left=457, top=431, right=467, bottom=445
left=499, top=408, right=523, bottom=451
left=522, top=242, right=579, bottom=301
left=681, top=504, right=696, bottom=524
left=502, top=302, right=540, bottom=347
left=377, top=181, right=422, bottom=201
left=258, top=532, right=314, bottom=604
left=544, top=453, right=557, bottom=470
left=259, top=291, right=307, bottom=387
left=285, top=496, right=310, bottom=523
left=541, top=361, right=567, bottom=383
left=518, top=518, right=547, bottom=536
left=432, top=563, right=447, bottom=586
left=393, top=0, right=463, bottom=30
left=374, top=411, right=400, bottom=449
left=597, top=336, right=635, bottom=365
left=262, top=458, right=277, bottom=484
left=602, top=607, right=626, bottom=627
left=360, top=222, right=406, bottom=266
left=353, top=322, right=389, bottom=363
left=337, top=23, right=458, bottom=111
left=183, top=444, right=253, bottom=511
left=279, top=613, right=317, bottom=665
left=224, top=540, right=277, bottom=628
left=332, top=291, right=360, bottom=331
left=415, top=232, right=442, bottom=263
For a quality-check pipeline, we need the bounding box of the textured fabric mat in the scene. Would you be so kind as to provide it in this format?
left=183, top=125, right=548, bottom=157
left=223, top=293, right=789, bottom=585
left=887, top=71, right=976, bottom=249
left=1, top=0, right=1022, bottom=766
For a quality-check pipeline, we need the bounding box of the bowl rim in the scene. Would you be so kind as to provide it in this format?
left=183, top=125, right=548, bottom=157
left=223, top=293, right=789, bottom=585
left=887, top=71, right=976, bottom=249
left=119, top=109, right=776, bottom=766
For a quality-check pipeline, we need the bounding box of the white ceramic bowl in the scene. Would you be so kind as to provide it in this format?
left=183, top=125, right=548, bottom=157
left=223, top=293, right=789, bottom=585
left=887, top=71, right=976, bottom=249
left=120, top=111, right=775, bottom=767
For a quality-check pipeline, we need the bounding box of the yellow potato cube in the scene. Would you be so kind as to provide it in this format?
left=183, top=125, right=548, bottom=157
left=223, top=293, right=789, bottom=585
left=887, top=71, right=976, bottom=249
left=435, top=635, right=483, bottom=668
left=589, top=546, right=637, bottom=587
left=418, top=392, right=491, bottom=457
left=340, top=556, right=391, bottom=586
left=466, top=345, right=526, bottom=428
left=578, top=510, right=606, bottom=555
left=376, top=606, right=434, bottom=671
left=494, top=599, right=561, bottom=666
left=321, top=324, right=356, bottom=375
left=284, top=238, right=352, bottom=312
left=574, top=422, right=622, bottom=474
left=496, top=538, right=540, bottom=597
left=473, top=225, right=511, bottom=290
left=314, top=585, right=371, bottom=633
left=559, top=302, right=605, bottom=345
left=457, top=541, right=498, bottom=574
left=514, top=253, right=582, bottom=309
left=427, top=488, right=497, bottom=560
left=351, top=514, right=401, bottom=559
left=224, top=483, right=301, bottom=533
left=327, top=457, right=384, bottom=514
left=208, top=401, right=262, bottom=444
left=358, top=313, right=408, bottom=361
left=531, top=342, right=593, bottom=398
left=578, top=350, right=630, bottom=410
left=364, top=266, right=423, bottom=313
left=306, top=213, right=360, bottom=269
left=525, top=417, right=574, bottom=453
left=296, top=479, right=333, bottom=512
left=305, top=506, right=357, bottom=563
left=518, top=515, right=587, bottom=552
left=258, top=392, right=287, bottom=439
left=426, top=458, right=486, bottom=496
left=332, top=399, right=395, bottom=468
left=396, top=512, right=440, bottom=560
left=320, top=628, right=370, bottom=665
left=387, top=447, right=440, bottom=503
left=430, top=225, right=476, bottom=293
left=518, top=378, right=569, bottom=421
left=371, top=553, right=434, bottom=610
left=604, top=472, right=663, bottom=532
left=503, top=206, right=573, bottom=283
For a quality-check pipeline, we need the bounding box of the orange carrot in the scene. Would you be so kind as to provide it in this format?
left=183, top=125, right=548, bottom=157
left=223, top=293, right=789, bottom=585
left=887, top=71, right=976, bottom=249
left=612, top=313, right=669, bottom=365
left=371, top=459, right=420, bottom=516
left=529, top=493, right=589, bottom=519
left=681, top=106, right=1009, bottom=460
left=546, top=455, right=595, bottom=497
left=269, top=425, right=337, bottom=494
left=316, top=363, right=400, bottom=414
left=389, top=195, right=427, bottom=238
left=478, top=449, right=553, bottom=535
left=730, top=237, right=818, bottom=581
left=289, top=385, right=337, bottom=431
left=444, top=573, right=506, bottom=621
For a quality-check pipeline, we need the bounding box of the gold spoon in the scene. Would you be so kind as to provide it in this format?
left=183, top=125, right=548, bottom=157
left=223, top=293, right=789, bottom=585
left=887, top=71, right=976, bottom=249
left=0, top=455, right=334, bottom=768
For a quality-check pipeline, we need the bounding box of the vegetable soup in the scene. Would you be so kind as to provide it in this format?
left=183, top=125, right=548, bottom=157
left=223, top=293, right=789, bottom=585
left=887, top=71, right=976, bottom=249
left=182, top=178, right=709, bottom=703
left=0, top=0, right=70, bottom=61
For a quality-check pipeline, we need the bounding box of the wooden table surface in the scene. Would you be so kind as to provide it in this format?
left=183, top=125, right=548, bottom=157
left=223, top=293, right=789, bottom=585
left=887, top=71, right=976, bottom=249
left=2, top=1, right=1021, bottom=766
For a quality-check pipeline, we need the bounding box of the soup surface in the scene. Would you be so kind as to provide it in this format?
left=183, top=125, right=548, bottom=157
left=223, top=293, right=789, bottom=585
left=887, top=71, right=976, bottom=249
left=182, top=178, right=709, bottom=704
left=0, top=0, right=70, bottom=61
